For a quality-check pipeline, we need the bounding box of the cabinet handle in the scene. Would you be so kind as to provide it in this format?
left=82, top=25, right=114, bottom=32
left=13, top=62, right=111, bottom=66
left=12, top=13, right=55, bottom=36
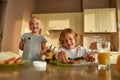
left=105, top=30, right=107, bottom=32
left=90, top=30, right=92, bottom=32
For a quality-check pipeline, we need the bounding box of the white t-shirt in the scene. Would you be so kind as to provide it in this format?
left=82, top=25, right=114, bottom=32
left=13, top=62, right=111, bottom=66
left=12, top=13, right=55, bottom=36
left=56, top=45, right=92, bottom=59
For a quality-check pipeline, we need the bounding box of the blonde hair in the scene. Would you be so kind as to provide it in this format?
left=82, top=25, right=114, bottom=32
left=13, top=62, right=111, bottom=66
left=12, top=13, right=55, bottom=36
left=59, top=28, right=79, bottom=46
left=29, top=16, right=42, bottom=34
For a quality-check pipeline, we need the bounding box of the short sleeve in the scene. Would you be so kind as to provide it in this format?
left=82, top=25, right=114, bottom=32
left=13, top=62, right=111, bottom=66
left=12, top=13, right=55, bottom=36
left=41, top=36, right=47, bottom=43
left=55, top=47, right=65, bottom=59
left=20, top=33, right=27, bottom=40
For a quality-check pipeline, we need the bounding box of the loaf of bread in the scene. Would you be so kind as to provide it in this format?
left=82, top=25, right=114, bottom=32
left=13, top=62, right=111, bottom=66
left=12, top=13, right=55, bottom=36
left=0, top=51, right=22, bottom=64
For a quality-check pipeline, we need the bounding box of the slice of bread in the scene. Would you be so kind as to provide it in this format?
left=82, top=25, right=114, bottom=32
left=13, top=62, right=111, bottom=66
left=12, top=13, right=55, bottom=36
left=0, top=51, right=22, bottom=64
left=6, top=51, right=22, bottom=63
left=0, top=52, right=15, bottom=64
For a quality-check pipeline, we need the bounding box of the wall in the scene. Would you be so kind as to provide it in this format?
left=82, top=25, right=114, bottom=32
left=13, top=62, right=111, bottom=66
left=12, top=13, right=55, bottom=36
left=45, top=31, right=61, bottom=49
left=1, top=0, right=37, bottom=54
left=83, top=0, right=110, bottom=9
left=35, top=0, right=112, bottom=13
left=35, top=0, right=82, bottom=13
left=1, top=0, right=24, bottom=53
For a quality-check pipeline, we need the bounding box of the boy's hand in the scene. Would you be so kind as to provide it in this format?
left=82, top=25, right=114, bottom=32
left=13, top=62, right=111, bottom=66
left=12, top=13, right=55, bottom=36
left=85, top=53, right=97, bottom=62
left=58, top=51, right=69, bottom=63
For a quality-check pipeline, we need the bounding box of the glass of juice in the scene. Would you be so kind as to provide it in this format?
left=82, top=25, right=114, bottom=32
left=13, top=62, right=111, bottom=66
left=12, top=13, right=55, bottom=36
left=97, top=41, right=110, bottom=69
left=116, top=55, right=120, bottom=73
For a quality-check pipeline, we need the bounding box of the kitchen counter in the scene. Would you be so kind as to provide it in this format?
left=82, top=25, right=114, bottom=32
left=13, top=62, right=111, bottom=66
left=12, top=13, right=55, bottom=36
left=0, top=60, right=120, bottom=80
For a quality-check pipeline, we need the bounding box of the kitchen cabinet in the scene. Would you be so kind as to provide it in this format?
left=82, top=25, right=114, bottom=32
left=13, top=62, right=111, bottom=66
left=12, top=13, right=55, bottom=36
left=47, top=13, right=67, bottom=30
left=84, top=8, right=117, bottom=33
left=32, top=13, right=83, bottom=35
left=65, top=13, right=83, bottom=34
left=32, top=13, right=68, bottom=32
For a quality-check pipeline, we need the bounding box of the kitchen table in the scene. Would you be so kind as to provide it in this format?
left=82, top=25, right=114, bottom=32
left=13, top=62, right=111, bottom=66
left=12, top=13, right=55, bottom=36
left=0, top=61, right=120, bottom=80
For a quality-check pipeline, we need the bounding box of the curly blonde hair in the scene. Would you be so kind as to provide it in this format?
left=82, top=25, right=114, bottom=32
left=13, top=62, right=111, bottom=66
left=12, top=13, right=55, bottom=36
left=59, top=28, right=79, bottom=46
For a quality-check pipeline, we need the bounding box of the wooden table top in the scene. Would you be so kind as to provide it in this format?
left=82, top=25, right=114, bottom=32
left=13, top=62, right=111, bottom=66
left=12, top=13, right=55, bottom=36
left=0, top=61, right=120, bottom=80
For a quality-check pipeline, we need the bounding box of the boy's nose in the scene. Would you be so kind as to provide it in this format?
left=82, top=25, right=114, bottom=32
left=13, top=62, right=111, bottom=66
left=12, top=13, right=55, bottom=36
left=67, top=40, right=71, bottom=44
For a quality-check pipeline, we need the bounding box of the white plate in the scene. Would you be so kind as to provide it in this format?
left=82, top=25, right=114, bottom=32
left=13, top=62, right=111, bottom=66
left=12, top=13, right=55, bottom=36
left=69, top=61, right=97, bottom=67
left=50, top=60, right=97, bottom=67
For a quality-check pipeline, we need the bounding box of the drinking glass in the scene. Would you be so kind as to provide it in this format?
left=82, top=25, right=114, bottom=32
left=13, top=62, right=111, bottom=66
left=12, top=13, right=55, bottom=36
left=116, top=55, right=120, bottom=73
left=97, top=41, right=110, bottom=69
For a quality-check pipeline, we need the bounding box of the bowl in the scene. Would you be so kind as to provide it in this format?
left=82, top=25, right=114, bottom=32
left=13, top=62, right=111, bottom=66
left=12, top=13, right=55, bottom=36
left=33, top=61, right=47, bottom=68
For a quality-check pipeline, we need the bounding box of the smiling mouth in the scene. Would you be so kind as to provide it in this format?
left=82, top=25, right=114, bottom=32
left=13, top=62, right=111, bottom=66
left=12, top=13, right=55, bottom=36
left=68, top=44, right=71, bottom=46
left=68, top=45, right=71, bottom=47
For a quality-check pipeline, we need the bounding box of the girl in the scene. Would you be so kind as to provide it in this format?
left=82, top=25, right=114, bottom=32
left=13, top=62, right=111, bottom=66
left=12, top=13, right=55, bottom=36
left=19, top=17, right=47, bottom=61
left=56, top=28, right=96, bottom=63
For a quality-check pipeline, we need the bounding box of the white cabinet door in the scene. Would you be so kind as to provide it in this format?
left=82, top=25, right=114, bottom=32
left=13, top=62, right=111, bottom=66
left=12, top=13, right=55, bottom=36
left=97, top=9, right=111, bottom=32
left=47, top=13, right=67, bottom=30
left=84, top=8, right=117, bottom=33
left=110, top=9, right=117, bottom=32
left=84, top=9, right=96, bottom=32
left=65, top=13, right=83, bottom=34
left=97, top=9, right=117, bottom=32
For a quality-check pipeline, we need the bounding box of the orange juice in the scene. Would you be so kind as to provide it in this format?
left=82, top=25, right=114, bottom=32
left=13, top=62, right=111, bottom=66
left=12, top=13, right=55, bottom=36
left=98, top=52, right=110, bottom=65
left=116, top=55, right=120, bottom=73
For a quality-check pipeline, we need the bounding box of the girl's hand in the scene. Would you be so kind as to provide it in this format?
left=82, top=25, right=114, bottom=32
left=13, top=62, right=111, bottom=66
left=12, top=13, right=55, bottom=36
left=58, top=51, right=69, bottom=63
left=85, top=53, right=97, bottom=62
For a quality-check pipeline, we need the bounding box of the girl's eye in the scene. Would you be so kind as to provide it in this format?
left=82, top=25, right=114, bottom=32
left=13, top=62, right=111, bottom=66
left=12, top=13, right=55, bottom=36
left=30, top=23, right=34, bottom=25
left=70, top=38, right=72, bottom=40
left=30, top=22, right=39, bottom=26
left=36, top=23, right=39, bottom=25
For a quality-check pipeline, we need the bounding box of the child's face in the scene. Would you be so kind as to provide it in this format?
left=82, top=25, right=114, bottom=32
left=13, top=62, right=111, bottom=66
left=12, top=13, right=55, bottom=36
left=29, top=18, right=42, bottom=33
left=63, top=33, right=76, bottom=49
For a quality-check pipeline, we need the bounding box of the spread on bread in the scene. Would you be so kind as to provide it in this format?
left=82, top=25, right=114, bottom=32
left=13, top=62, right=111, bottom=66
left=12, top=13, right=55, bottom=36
left=0, top=51, right=22, bottom=64
left=68, top=57, right=84, bottom=64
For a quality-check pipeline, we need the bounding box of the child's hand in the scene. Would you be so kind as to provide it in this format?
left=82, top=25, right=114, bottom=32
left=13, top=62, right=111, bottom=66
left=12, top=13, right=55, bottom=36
left=85, top=53, right=97, bottom=62
left=58, top=51, right=69, bottom=63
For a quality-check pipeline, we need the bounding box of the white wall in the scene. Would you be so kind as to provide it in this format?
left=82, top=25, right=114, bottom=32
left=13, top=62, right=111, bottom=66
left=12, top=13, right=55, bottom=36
left=1, top=0, right=37, bottom=54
